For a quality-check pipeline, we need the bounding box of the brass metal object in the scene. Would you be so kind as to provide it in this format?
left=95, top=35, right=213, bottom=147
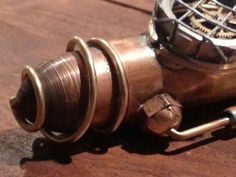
left=168, top=118, right=230, bottom=140
left=141, top=93, right=182, bottom=136
left=190, top=1, right=236, bottom=38
left=10, top=0, right=236, bottom=143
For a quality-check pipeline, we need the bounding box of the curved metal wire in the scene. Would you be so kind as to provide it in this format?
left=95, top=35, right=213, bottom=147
left=41, top=36, right=97, bottom=143
left=10, top=66, right=46, bottom=132
left=88, top=38, right=129, bottom=132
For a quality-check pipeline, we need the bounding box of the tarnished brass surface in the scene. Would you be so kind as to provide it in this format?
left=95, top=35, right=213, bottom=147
left=10, top=33, right=236, bottom=142
left=3, top=1, right=236, bottom=177
left=159, top=49, right=236, bottom=107
left=9, top=0, right=236, bottom=143
left=10, top=35, right=164, bottom=143
left=141, top=93, right=182, bottom=135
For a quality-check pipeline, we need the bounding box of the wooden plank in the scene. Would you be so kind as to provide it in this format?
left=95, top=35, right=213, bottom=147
left=0, top=0, right=235, bottom=177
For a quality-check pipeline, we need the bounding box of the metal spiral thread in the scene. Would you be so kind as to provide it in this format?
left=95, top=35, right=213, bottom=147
left=10, top=36, right=129, bottom=143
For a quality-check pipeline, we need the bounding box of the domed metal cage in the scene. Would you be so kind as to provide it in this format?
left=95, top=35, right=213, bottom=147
left=152, top=0, right=236, bottom=65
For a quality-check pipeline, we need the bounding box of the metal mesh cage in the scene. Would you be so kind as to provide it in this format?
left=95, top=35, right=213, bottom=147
left=153, top=0, right=236, bottom=64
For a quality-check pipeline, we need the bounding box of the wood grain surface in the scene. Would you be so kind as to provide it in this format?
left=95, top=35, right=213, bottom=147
left=0, top=0, right=235, bottom=177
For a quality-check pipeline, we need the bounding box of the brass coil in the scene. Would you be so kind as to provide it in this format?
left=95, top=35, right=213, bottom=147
left=11, top=36, right=129, bottom=143
left=11, top=66, right=46, bottom=132
left=41, top=37, right=98, bottom=143
left=87, top=38, right=129, bottom=133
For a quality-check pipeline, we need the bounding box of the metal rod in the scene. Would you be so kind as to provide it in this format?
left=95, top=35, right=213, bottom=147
left=168, top=117, right=230, bottom=140
left=178, top=0, right=206, bottom=21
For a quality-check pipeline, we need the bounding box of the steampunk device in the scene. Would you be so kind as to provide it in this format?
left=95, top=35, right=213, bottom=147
left=10, top=0, right=236, bottom=143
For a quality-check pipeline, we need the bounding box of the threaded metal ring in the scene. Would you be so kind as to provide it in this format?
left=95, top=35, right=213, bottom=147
left=41, top=36, right=97, bottom=143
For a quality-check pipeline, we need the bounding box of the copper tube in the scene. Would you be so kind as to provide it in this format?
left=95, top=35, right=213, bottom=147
left=10, top=35, right=163, bottom=143
left=9, top=0, right=236, bottom=143
left=10, top=33, right=236, bottom=142
left=159, top=49, right=236, bottom=107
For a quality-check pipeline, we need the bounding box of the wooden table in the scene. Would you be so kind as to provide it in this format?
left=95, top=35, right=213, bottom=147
left=0, top=0, right=235, bottom=176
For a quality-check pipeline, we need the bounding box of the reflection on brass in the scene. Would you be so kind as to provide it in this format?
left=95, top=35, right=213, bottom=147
left=141, top=94, right=182, bottom=136
left=168, top=118, right=230, bottom=140
left=10, top=0, right=236, bottom=143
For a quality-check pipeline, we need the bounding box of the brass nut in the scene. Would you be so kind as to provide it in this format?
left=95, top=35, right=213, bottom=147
left=141, top=94, right=182, bottom=136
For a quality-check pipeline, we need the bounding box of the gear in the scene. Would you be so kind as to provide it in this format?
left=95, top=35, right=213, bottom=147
left=188, top=1, right=236, bottom=39
left=190, top=15, right=236, bottom=39
left=190, top=16, right=212, bottom=34
left=216, top=29, right=236, bottom=39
